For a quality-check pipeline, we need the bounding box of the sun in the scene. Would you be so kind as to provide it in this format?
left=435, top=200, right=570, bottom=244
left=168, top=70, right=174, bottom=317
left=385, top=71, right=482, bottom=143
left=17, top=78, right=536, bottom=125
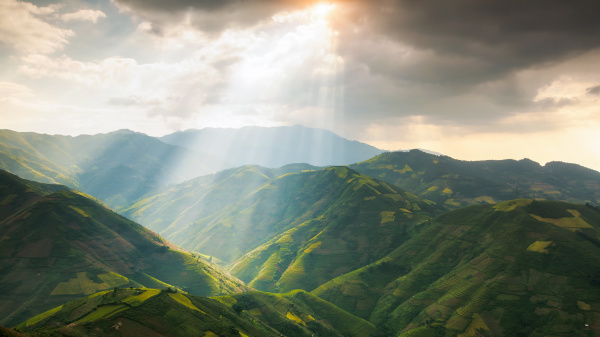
left=310, top=3, right=335, bottom=23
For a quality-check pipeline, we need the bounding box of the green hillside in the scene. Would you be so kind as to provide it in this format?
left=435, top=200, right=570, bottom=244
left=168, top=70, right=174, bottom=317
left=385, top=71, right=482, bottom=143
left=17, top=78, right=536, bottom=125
left=121, top=164, right=319, bottom=237
left=0, top=129, right=220, bottom=209
left=351, top=150, right=600, bottom=209
left=313, top=199, right=600, bottom=336
left=227, top=166, right=439, bottom=293
left=14, top=288, right=377, bottom=337
left=0, top=170, right=246, bottom=327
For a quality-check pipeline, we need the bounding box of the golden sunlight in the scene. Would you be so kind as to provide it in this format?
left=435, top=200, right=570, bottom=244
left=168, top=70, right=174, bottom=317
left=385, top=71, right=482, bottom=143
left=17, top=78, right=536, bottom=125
left=310, top=3, right=335, bottom=23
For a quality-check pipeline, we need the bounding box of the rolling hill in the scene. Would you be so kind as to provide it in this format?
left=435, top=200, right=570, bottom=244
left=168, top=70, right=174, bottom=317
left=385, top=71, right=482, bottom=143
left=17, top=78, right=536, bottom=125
left=0, top=129, right=221, bottom=209
left=351, top=149, right=600, bottom=209
left=14, top=288, right=377, bottom=337
left=312, top=199, right=600, bottom=336
left=0, top=170, right=246, bottom=327
left=126, top=165, right=441, bottom=294
left=121, top=164, right=320, bottom=238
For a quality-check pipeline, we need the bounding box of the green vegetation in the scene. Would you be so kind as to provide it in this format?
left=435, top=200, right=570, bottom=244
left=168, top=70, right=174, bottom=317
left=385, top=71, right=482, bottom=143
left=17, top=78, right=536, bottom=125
left=350, top=149, right=600, bottom=210
left=312, top=199, right=600, bottom=336
left=0, top=171, right=247, bottom=327
left=15, top=288, right=378, bottom=337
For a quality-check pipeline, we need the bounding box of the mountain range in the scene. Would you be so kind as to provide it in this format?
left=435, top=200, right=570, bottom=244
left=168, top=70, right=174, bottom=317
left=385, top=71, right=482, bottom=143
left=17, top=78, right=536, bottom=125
left=2, top=126, right=600, bottom=336
left=0, top=126, right=384, bottom=210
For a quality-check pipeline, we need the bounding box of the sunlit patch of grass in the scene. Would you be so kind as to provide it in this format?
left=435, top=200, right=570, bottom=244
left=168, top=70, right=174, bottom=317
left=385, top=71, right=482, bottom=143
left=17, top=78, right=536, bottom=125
left=333, top=167, right=348, bottom=179
left=75, top=304, right=129, bottom=324
left=98, top=272, right=129, bottom=288
left=444, top=199, right=461, bottom=207
left=276, top=234, right=293, bottom=243
left=530, top=210, right=592, bottom=231
left=123, top=289, right=160, bottom=307
left=394, top=164, right=413, bottom=174
left=304, top=241, right=322, bottom=254
left=286, top=311, right=306, bottom=325
left=68, top=205, right=90, bottom=217
left=442, top=187, right=453, bottom=194
left=380, top=211, right=396, bottom=224
left=526, top=241, right=553, bottom=253
left=577, top=301, right=591, bottom=310
left=24, top=305, right=62, bottom=327
left=168, top=293, right=205, bottom=313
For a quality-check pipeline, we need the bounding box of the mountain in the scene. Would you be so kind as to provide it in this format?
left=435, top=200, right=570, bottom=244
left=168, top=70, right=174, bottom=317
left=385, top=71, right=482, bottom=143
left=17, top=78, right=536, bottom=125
left=14, top=288, right=377, bottom=337
left=0, top=129, right=220, bottom=209
left=159, top=125, right=384, bottom=168
left=125, top=165, right=441, bottom=294
left=312, top=199, right=600, bottom=336
left=121, top=164, right=320, bottom=240
left=0, top=170, right=246, bottom=327
left=351, top=149, right=600, bottom=209
left=227, top=166, right=440, bottom=293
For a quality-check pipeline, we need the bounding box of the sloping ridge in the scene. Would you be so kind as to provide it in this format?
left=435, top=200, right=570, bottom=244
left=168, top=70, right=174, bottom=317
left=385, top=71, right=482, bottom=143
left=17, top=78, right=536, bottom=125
left=312, top=199, right=600, bottom=336
left=0, top=170, right=246, bottom=327
left=15, top=288, right=377, bottom=337
left=351, top=149, right=600, bottom=209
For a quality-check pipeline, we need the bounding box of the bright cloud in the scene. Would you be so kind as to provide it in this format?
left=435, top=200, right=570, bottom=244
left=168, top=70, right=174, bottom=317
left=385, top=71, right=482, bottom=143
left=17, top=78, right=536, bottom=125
left=2, top=0, right=600, bottom=171
left=61, top=9, right=107, bottom=23
left=0, top=0, right=73, bottom=54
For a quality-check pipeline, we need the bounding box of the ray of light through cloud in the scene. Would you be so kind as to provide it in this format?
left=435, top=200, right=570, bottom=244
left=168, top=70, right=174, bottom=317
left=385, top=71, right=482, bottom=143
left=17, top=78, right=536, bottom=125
left=0, top=0, right=599, bottom=172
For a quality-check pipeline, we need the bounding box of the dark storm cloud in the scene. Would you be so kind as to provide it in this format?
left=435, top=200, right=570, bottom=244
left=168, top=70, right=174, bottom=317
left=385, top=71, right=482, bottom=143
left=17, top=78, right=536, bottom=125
left=113, top=0, right=600, bottom=128
left=366, top=0, right=600, bottom=75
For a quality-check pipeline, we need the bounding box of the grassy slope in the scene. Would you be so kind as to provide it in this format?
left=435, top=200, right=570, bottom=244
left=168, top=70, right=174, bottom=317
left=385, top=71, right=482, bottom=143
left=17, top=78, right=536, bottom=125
left=312, top=199, right=600, bottom=336
left=158, top=167, right=439, bottom=267
left=0, top=130, right=217, bottom=210
left=0, top=170, right=246, bottom=327
left=15, top=288, right=377, bottom=337
left=227, top=166, right=440, bottom=293
left=351, top=150, right=600, bottom=209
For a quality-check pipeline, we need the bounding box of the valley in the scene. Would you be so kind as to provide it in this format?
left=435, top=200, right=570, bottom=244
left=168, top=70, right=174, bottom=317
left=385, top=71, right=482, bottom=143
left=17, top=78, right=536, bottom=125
left=1, top=128, right=600, bottom=336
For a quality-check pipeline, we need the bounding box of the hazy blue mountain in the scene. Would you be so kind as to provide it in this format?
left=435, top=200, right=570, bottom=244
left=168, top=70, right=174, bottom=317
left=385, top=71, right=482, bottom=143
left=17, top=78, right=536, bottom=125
left=0, top=129, right=220, bottom=209
left=159, top=125, right=385, bottom=168
left=121, top=164, right=320, bottom=240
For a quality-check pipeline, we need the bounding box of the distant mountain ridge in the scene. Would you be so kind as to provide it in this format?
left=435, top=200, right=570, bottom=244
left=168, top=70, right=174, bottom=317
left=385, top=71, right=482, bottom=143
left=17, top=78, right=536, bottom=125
left=351, top=149, right=600, bottom=209
left=159, top=125, right=384, bottom=168
left=0, top=129, right=219, bottom=209
left=0, top=126, right=385, bottom=209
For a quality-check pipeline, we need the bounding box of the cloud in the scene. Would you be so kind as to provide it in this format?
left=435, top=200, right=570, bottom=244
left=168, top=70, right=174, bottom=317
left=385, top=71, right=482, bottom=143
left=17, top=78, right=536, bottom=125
left=112, top=0, right=313, bottom=33
left=19, top=54, right=138, bottom=86
left=587, top=85, right=600, bottom=96
left=61, top=9, right=107, bottom=23
left=112, top=0, right=600, bottom=126
left=0, top=82, right=33, bottom=98
left=0, top=0, right=73, bottom=54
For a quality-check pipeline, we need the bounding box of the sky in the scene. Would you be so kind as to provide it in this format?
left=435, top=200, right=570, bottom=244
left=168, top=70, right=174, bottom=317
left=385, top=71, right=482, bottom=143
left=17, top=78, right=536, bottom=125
left=1, top=0, right=599, bottom=172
